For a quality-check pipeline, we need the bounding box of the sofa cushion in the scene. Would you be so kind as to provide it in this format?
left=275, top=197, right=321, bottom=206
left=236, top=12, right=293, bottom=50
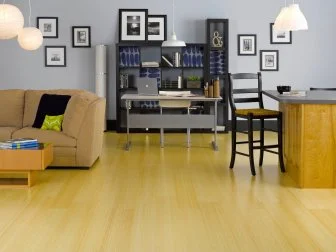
left=32, top=94, right=70, bottom=128
left=0, top=127, right=19, bottom=141
left=62, top=92, right=98, bottom=138
left=41, top=114, right=64, bottom=132
left=23, top=89, right=86, bottom=127
left=0, top=90, right=25, bottom=128
left=12, top=127, right=76, bottom=147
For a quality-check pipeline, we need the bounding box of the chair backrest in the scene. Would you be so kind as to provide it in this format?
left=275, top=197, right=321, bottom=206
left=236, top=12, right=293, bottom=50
left=228, top=72, right=264, bottom=112
left=310, top=87, right=336, bottom=91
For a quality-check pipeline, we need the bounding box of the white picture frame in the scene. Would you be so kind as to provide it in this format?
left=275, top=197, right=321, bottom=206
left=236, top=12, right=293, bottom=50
left=45, top=46, right=66, bottom=67
left=119, top=9, right=148, bottom=42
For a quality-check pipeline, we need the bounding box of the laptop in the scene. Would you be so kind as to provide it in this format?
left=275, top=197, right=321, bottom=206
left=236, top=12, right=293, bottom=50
left=137, top=77, right=158, bottom=96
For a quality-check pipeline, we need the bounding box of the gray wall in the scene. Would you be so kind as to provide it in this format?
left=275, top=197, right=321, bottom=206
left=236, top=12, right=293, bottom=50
left=1, top=0, right=336, bottom=119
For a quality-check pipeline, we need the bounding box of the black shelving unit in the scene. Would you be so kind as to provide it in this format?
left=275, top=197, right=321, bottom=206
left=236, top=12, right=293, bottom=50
left=116, top=42, right=207, bottom=132
left=205, top=19, right=229, bottom=133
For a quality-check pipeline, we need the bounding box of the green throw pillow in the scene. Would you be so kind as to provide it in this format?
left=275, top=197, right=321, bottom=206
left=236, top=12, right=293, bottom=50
left=41, top=114, right=64, bottom=132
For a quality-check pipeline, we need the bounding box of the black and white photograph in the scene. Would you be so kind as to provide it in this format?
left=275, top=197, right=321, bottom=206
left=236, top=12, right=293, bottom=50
left=119, top=9, right=148, bottom=42
left=270, top=23, right=292, bottom=44
left=45, top=46, right=66, bottom=67
left=238, top=34, right=257, bottom=56
left=72, top=26, right=91, bottom=48
left=37, top=17, right=58, bottom=38
left=260, top=50, right=279, bottom=71
left=147, top=15, right=167, bottom=41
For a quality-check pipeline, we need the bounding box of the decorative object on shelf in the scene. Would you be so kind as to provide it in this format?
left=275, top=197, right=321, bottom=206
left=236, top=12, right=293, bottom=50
left=0, top=3, right=24, bottom=39
left=72, top=26, right=91, bottom=48
left=17, top=0, right=43, bottom=51
left=213, top=76, right=220, bottom=98
left=37, top=17, right=58, bottom=38
left=119, top=46, right=140, bottom=67
left=161, top=54, right=173, bottom=67
left=237, top=34, right=256, bottom=56
left=120, top=73, right=129, bottom=88
left=162, top=0, right=186, bottom=47
left=182, top=45, right=204, bottom=67
left=212, top=31, right=223, bottom=48
left=147, top=15, right=166, bottom=42
left=139, top=67, right=160, bottom=108
left=119, top=9, right=148, bottom=42
left=260, top=50, right=279, bottom=71
left=45, top=46, right=66, bottom=67
left=173, top=52, right=180, bottom=67
left=186, top=76, right=201, bottom=89
left=274, top=0, right=308, bottom=31
left=161, top=79, right=179, bottom=89
left=209, top=50, right=225, bottom=75
left=270, top=23, right=292, bottom=44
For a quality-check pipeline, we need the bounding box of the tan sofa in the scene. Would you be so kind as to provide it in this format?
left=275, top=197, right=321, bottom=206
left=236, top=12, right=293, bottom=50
left=0, top=89, right=106, bottom=167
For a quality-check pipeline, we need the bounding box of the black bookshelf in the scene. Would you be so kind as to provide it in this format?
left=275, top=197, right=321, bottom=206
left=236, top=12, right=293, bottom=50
left=205, top=19, right=229, bottom=133
left=116, top=42, right=207, bottom=132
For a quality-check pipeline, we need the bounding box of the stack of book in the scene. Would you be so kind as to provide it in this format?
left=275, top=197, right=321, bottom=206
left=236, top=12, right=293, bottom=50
left=0, top=138, right=39, bottom=149
left=141, top=61, right=160, bottom=67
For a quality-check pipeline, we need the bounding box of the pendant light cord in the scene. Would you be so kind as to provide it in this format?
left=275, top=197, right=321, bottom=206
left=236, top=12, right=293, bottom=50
left=28, top=0, right=32, bottom=26
left=172, top=0, right=175, bottom=33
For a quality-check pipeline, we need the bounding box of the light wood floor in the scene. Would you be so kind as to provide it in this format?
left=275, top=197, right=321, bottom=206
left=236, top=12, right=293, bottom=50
left=0, top=132, right=336, bottom=251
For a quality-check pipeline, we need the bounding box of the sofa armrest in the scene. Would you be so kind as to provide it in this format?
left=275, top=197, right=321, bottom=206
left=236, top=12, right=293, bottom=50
left=76, top=97, right=106, bottom=167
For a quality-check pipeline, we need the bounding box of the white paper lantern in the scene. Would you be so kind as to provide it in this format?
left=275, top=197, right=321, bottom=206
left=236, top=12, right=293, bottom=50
left=0, top=4, right=24, bottom=39
left=283, top=4, right=308, bottom=31
left=274, top=7, right=290, bottom=31
left=18, top=27, right=43, bottom=50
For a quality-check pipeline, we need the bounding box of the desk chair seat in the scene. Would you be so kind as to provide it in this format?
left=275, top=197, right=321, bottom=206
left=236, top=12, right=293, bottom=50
left=159, top=100, right=191, bottom=148
left=229, top=73, right=285, bottom=176
left=235, top=108, right=280, bottom=117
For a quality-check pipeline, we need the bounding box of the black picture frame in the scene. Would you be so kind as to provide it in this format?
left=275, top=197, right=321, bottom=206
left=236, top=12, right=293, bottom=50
left=237, top=34, right=257, bottom=56
left=147, top=15, right=167, bottom=42
left=45, top=46, right=66, bottom=67
left=72, top=26, right=91, bottom=48
left=260, top=50, right=279, bottom=71
left=270, top=23, right=292, bottom=44
left=37, top=17, right=58, bottom=38
left=119, top=9, right=148, bottom=42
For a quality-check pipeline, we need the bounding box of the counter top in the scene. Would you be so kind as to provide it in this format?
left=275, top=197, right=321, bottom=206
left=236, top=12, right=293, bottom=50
left=263, top=90, right=336, bottom=104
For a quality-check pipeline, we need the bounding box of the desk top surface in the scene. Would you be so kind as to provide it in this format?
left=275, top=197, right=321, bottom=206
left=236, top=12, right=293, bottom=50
left=263, top=90, right=336, bottom=104
left=121, top=94, right=222, bottom=101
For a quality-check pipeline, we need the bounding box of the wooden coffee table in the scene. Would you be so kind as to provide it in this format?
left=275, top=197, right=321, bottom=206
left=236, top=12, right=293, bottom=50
left=0, top=143, right=53, bottom=188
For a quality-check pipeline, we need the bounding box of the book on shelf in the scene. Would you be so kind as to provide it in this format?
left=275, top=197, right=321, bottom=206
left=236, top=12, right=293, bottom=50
left=141, top=61, right=160, bottom=67
left=1, top=138, right=38, bottom=144
left=161, top=55, right=173, bottom=67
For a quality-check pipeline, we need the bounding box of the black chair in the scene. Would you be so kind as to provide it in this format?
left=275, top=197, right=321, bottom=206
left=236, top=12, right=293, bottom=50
left=310, top=87, right=336, bottom=90
left=228, top=72, right=285, bottom=176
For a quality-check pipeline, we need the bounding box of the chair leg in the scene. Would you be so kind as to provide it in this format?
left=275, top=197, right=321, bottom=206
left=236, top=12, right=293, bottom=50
left=277, top=113, right=286, bottom=173
left=160, top=107, right=164, bottom=148
left=229, top=115, right=237, bottom=168
left=248, top=114, right=256, bottom=176
left=259, top=118, right=264, bottom=166
left=187, top=108, right=190, bottom=148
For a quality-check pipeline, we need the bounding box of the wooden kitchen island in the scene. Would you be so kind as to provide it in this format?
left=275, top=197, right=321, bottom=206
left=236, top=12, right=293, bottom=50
left=263, top=90, right=336, bottom=188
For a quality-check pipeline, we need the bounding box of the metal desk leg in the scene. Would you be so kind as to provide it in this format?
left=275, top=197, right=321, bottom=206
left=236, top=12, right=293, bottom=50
left=187, top=108, right=190, bottom=148
left=125, top=100, right=131, bottom=150
left=212, top=101, right=219, bottom=151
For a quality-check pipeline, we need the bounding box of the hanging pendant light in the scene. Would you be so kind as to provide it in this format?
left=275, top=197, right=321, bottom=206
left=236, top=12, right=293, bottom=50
left=0, top=3, right=24, bottom=39
left=274, top=0, right=308, bottom=32
left=162, top=0, right=186, bottom=47
left=17, top=0, right=43, bottom=50
left=283, top=3, right=308, bottom=31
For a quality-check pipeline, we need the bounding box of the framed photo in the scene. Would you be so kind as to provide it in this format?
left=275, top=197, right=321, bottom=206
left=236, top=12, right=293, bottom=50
left=260, top=50, right=279, bottom=71
left=72, top=26, right=91, bottom=48
left=37, top=17, right=58, bottom=38
left=147, top=15, right=167, bottom=41
left=238, top=34, right=257, bottom=56
left=45, top=46, right=66, bottom=67
left=270, top=23, right=292, bottom=44
left=119, top=9, right=148, bottom=42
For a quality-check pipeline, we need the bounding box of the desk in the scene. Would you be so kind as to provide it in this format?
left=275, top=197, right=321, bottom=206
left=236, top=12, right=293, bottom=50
left=263, top=90, right=336, bottom=188
left=121, top=94, right=222, bottom=151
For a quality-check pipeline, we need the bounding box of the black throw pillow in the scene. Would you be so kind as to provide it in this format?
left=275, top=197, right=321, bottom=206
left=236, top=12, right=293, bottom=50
left=32, top=94, right=71, bottom=128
